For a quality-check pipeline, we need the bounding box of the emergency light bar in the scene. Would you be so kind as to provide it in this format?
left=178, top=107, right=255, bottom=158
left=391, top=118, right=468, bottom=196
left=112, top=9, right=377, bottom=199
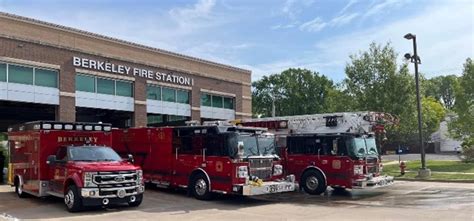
left=7, top=121, right=113, bottom=132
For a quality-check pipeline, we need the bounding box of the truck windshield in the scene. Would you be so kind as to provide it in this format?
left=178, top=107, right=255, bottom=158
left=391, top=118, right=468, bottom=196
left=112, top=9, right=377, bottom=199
left=365, top=137, right=378, bottom=156
left=231, top=133, right=276, bottom=158
left=348, top=137, right=367, bottom=159
left=68, top=146, right=122, bottom=162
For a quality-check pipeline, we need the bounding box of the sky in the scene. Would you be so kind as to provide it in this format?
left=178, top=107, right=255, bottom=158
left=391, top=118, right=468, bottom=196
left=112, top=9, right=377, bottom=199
left=0, top=0, right=472, bottom=82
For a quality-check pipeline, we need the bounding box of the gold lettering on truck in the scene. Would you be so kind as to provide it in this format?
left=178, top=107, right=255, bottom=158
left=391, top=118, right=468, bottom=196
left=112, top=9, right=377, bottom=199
left=57, top=136, right=99, bottom=143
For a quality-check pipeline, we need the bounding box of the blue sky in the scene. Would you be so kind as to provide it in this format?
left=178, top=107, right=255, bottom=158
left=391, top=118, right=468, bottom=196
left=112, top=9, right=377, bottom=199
left=0, top=0, right=472, bottom=82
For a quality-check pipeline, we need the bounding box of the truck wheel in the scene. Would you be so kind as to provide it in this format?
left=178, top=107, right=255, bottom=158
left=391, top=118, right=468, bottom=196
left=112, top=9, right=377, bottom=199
left=301, top=170, right=327, bottom=195
left=64, top=185, right=83, bottom=212
left=128, top=194, right=143, bottom=207
left=15, top=180, right=27, bottom=198
left=190, top=173, right=213, bottom=200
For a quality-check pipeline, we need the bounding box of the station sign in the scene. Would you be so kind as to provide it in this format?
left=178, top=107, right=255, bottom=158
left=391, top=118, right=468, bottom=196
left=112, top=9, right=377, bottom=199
left=72, top=56, right=193, bottom=86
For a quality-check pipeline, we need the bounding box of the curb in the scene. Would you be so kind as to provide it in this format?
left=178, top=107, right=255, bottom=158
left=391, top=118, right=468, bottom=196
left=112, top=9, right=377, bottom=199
left=394, top=178, right=474, bottom=183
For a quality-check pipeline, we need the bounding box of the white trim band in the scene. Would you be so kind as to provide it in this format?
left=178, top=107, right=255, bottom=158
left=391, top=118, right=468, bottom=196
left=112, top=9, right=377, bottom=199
left=200, top=89, right=236, bottom=97
left=135, top=100, right=147, bottom=105
left=59, top=91, right=75, bottom=97
left=235, top=112, right=252, bottom=117
left=0, top=56, right=60, bottom=70
left=146, top=80, right=192, bottom=91
left=75, top=68, right=135, bottom=81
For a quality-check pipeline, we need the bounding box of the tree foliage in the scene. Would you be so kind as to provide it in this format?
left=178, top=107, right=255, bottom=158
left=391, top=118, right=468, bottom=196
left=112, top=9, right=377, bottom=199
left=252, top=68, right=335, bottom=117
left=449, top=58, right=474, bottom=159
left=423, top=75, right=459, bottom=109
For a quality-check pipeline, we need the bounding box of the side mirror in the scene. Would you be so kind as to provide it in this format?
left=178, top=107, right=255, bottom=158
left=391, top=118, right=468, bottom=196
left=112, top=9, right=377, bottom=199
left=46, top=155, right=56, bottom=165
left=127, top=154, right=134, bottom=164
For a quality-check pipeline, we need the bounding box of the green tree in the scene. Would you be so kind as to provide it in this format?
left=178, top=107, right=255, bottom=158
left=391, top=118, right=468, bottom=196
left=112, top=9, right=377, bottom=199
left=423, top=75, right=459, bottom=109
left=422, top=97, right=446, bottom=137
left=449, top=58, right=474, bottom=152
left=252, top=68, right=335, bottom=117
left=344, top=42, right=419, bottom=144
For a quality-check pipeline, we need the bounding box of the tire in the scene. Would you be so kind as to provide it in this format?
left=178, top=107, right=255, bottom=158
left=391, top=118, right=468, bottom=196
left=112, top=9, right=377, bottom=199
left=128, top=194, right=143, bottom=207
left=15, top=179, right=27, bottom=198
left=64, top=185, right=83, bottom=212
left=190, top=173, right=213, bottom=200
left=301, top=170, right=327, bottom=195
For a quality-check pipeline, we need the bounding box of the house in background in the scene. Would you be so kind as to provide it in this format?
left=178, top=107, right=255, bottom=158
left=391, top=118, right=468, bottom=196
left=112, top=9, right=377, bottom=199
left=430, top=114, right=462, bottom=153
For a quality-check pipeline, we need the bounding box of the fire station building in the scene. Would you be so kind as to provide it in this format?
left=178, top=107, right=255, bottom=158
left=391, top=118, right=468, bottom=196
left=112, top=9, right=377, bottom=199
left=0, top=12, right=252, bottom=130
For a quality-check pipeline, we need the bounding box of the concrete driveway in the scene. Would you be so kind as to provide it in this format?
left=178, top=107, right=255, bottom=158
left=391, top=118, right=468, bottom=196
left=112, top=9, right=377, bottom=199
left=0, top=181, right=473, bottom=221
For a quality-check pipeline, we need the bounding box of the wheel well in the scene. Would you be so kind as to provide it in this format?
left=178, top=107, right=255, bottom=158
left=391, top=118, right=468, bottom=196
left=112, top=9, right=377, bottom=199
left=188, top=169, right=211, bottom=191
left=301, top=167, right=327, bottom=185
left=63, top=179, right=76, bottom=194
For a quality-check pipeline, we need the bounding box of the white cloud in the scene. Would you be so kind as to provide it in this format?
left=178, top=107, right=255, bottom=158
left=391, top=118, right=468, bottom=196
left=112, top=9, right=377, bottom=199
left=330, top=12, right=359, bottom=26
left=298, top=12, right=359, bottom=32
left=313, top=1, right=473, bottom=78
left=338, top=0, right=358, bottom=15
left=271, top=21, right=299, bottom=30
left=253, top=1, right=473, bottom=81
left=363, top=0, right=409, bottom=18
left=299, top=17, right=327, bottom=32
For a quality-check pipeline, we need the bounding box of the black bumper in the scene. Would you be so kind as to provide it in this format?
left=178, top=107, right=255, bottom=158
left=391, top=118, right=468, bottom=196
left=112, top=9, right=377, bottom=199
left=81, top=194, right=143, bottom=207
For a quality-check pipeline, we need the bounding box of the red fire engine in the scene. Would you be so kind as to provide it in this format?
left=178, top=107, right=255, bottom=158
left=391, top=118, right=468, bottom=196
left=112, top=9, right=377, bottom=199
left=7, top=121, right=145, bottom=212
left=234, top=112, right=396, bottom=194
left=111, top=122, right=297, bottom=200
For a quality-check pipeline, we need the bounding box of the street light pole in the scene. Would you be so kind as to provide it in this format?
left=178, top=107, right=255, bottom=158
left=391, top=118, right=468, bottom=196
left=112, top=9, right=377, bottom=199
left=404, top=33, right=430, bottom=178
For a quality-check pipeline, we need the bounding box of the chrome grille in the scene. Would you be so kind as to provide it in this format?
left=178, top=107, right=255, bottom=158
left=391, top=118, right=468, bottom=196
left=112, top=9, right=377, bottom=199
left=248, top=158, right=273, bottom=180
left=93, top=171, right=138, bottom=196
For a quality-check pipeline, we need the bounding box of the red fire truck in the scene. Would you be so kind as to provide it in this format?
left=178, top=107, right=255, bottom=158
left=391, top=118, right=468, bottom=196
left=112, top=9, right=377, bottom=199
left=111, top=122, right=297, bottom=200
left=234, top=112, right=396, bottom=195
left=7, top=121, right=145, bottom=212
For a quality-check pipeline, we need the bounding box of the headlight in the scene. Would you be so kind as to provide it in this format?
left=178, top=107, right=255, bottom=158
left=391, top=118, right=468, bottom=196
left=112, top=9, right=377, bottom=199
left=137, top=170, right=143, bottom=183
left=236, top=166, right=248, bottom=178
left=353, top=165, right=364, bottom=175
left=273, top=164, right=283, bottom=176
left=83, top=172, right=97, bottom=187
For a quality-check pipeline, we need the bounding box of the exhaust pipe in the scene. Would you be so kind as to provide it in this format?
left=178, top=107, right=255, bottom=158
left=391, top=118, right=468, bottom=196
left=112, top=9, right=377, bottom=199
left=102, top=198, right=109, bottom=205
left=130, top=195, right=136, bottom=203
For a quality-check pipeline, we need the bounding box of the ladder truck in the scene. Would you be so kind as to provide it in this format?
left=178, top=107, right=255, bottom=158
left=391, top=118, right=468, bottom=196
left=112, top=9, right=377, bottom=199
left=233, top=112, right=396, bottom=194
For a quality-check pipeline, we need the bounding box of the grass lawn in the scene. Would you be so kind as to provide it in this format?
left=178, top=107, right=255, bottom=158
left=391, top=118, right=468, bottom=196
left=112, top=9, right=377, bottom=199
left=383, top=160, right=474, bottom=180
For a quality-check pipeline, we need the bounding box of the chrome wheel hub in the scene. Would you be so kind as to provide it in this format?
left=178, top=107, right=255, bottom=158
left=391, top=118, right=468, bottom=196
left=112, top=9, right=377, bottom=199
left=65, top=189, right=75, bottom=208
left=306, top=176, right=319, bottom=191
left=195, top=178, right=207, bottom=196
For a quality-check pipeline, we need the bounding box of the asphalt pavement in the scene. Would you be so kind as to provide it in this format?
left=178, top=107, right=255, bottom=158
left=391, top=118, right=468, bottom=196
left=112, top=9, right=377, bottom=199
left=0, top=181, right=473, bottom=221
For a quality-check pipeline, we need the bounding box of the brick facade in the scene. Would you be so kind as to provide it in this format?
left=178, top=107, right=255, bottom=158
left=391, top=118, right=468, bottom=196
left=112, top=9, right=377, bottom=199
left=0, top=13, right=252, bottom=127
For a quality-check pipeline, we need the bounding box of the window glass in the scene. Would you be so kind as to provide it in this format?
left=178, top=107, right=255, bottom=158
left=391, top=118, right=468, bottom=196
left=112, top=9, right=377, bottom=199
left=168, top=115, right=187, bottom=122
left=223, top=97, right=234, bottom=109
left=162, top=87, right=176, bottom=102
left=201, top=93, right=212, bottom=107
left=212, top=95, right=223, bottom=108
left=116, top=81, right=133, bottom=97
left=147, top=114, right=163, bottom=124
left=35, top=68, right=58, bottom=88
left=0, top=63, right=6, bottom=82
left=147, top=85, right=161, bottom=100
left=76, top=74, right=95, bottom=92
left=97, top=78, right=115, bottom=95
left=9, top=64, right=33, bottom=85
left=176, top=90, right=189, bottom=104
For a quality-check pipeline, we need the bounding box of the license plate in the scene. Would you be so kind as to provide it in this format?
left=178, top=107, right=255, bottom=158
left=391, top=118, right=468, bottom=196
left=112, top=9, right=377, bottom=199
left=267, top=184, right=292, bottom=193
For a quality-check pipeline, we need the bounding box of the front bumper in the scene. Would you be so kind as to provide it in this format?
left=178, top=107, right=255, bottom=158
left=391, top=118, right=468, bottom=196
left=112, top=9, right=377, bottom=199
left=80, top=185, right=145, bottom=198
left=353, top=175, right=394, bottom=189
left=233, top=176, right=297, bottom=196
left=82, top=194, right=143, bottom=207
